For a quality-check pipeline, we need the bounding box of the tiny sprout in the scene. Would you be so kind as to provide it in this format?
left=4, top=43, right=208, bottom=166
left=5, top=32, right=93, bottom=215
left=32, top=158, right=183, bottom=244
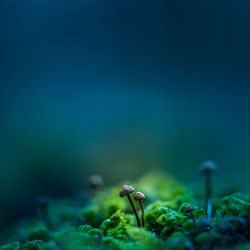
left=184, top=205, right=197, bottom=233
left=200, top=161, right=217, bottom=218
left=134, top=192, right=145, bottom=227
left=119, top=185, right=141, bottom=227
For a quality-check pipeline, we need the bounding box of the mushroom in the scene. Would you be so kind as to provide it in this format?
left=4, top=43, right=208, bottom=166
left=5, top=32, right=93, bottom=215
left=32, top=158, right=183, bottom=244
left=88, top=175, right=104, bottom=197
left=199, top=160, right=217, bottom=218
left=134, top=192, right=145, bottom=227
left=184, top=205, right=197, bottom=233
left=119, top=185, right=141, bottom=227
left=88, top=175, right=104, bottom=189
left=37, top=196, right=51, bottom=228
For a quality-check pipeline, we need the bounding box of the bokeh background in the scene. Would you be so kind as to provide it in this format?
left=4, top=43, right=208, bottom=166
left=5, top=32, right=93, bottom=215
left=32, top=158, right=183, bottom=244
left=1, top=0, right=250, bottom=229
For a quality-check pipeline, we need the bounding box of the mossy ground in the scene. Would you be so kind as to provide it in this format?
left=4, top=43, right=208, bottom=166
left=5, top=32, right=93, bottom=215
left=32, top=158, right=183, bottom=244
left=0, top=172, right=249, bottom=250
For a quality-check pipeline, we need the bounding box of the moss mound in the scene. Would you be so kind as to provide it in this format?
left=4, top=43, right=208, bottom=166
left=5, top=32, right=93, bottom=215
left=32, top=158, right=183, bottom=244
left=0, top=172, right=249, bottom=249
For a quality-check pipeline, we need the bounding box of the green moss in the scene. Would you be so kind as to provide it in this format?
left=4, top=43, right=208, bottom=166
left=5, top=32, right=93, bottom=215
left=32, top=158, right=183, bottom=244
left=22, top=240, right=59, bottom=250
left=0, top=242, right=20, bottom=250
left=194, top=231, right=220, bottom=248
left=137, top=172, right=192, bottom=207
left=0, top=172, right=249, bottom=250
left=164, top=232, right=193, bottom=250
left=17, top=220, right=49, bottom=242
left=217, top=193, right=250, bottom=217
left=100, top=210, right=132, bottom=238
left=127, top=228, right=162, bottom=249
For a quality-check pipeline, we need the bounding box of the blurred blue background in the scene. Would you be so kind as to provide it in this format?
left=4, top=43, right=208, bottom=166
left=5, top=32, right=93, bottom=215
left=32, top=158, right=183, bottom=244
left=1, top=0, right=250, bottom=228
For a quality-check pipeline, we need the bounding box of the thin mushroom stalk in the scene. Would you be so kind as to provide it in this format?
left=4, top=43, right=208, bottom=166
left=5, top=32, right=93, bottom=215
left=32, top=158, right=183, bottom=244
left=199, top=161, right=217, bottom=218
left=119, top=185, right=141, bottom=227
left=205, top=173, right=212, bottom=217
left=139, top=200, right=145, bottom=227
left=134, top=192, right=145, bottom=227
left=37, top=196, right=52, bottom=228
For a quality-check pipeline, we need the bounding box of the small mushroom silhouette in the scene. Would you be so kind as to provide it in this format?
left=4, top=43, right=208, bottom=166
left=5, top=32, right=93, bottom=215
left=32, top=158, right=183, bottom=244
left=134, top=192, right=145, bottom=227
left=184, top=205, right=197, bottom=233
left=88, top=175, right=104, bottom=197
left=37, top=196, right=51, bottom=228
left=119, top=185, right=141, bottom=227
left=200, top=161, right=217, bottom=218
left=88, top=175, right=104, bottom=190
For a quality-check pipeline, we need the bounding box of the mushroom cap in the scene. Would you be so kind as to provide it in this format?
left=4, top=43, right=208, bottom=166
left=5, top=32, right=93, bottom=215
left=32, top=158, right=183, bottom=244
left=88, top=175, right=104, bottom=189
left=134, top=192, right=145, bottom=201
left=199, top=161, right=217, bottom=174
left=119, top=185, right=135, bottom=197
left=184, top=205, right=194, bottom=213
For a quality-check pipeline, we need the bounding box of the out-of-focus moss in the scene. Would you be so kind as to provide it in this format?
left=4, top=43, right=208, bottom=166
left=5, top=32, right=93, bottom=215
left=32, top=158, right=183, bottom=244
left=81, top=203, right=102, bottom=226
left=80, top=185, right=128, bottom=227
left=0, top=172, right=249, bottom=250
left=51, top=226, right=78, bottom=249
left=137, top=172, right=192, bottom=207
left=217, top=193, right=250, bottom=217
left=194, top=231, right=220, bottom=248
left=127, top=228, right=162, bottom=249
left=214, top=216, right=247, bottom=234
left=0, top=242, right=20, bottom=250
left=22, top=240, right=59, bottom=250
left=164, top=232, right=193, bottom=250
left=234, top=243, right=250, bottom=250
left=48, top=199, right=81, bottom=228
left=18, top=220, right=49, bottom=242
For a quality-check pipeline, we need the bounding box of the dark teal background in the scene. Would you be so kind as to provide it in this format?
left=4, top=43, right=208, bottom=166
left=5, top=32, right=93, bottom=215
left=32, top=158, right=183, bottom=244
left=1, top=0, right=250, bottom=228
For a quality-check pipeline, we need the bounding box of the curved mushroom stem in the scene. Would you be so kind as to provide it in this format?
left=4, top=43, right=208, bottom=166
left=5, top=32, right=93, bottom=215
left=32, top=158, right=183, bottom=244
left=139, top=200, right=145, bottom=227
left=205, top=174, right=212, bottom=218
left=127, top=194, right=141, bottom=227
